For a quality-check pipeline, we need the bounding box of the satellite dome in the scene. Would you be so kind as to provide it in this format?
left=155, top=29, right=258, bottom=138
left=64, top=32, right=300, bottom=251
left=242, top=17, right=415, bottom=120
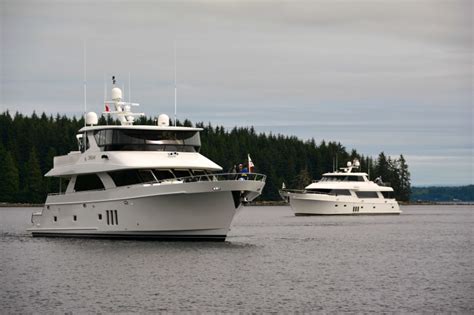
left=111, top=87, right=122, bottom=101
left=158, top=114, right=170, bottom=126
left=85, top=112, right=98, bottom=126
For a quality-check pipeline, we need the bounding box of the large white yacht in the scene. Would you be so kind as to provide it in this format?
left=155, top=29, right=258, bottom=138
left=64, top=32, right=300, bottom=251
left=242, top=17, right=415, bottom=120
left=280, top=159, right=400, bottom=215
left=28, top=81, right=266, bottom=241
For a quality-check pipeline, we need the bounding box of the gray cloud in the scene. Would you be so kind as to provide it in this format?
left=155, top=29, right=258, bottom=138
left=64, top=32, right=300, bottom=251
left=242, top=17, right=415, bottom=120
left=1, top=0, right=472, bottom=185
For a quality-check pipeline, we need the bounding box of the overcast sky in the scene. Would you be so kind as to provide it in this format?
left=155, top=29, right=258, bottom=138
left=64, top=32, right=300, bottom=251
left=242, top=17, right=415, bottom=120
left=1, top=0, right=472, bottom=186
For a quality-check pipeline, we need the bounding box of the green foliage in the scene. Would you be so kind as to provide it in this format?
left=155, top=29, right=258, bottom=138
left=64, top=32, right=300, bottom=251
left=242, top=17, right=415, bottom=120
left=0, top=111, right=412, bottom=203
left=411, top=185, right=473, bottom=202
left=0, top=145, right=20, bottom=202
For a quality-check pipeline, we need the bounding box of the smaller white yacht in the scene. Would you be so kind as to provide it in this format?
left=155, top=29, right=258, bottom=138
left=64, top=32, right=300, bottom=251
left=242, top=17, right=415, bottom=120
left=280, top=159, right=401, bottom=215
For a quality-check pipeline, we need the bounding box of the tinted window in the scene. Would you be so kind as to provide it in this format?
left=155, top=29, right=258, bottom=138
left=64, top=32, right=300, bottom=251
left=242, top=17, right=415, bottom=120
left=173, top=169, right=191, bottom=179
left=94, top=129, right=200, bottom=152
left=331, top=189, right=352, bottom=196
left=153, top=170, right=175, bottom=181
left=381, top=191, right=394, bottom=199
left=356, top=191, right=379, bottom=199
left=74, top=174, right=105, bottom=192
left=109, top=170, right=143, bottom=186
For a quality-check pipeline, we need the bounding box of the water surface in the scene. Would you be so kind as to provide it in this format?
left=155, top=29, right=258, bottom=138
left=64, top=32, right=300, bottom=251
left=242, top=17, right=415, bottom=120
left=1, top=205, right=472, bottom=312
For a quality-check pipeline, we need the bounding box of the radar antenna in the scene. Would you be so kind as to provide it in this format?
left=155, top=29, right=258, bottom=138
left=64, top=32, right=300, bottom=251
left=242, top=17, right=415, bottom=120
left=103, top=76, right=144, bottom=126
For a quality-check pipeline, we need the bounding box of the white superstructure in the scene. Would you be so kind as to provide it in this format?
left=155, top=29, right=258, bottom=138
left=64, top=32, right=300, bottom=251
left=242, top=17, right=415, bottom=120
left=28, top=79, right=266, bottom=241
left=280, top=160, right=400, bottom=215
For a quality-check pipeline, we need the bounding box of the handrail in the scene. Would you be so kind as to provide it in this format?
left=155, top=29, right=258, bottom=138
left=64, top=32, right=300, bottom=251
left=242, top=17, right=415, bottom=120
left=171, top=172, right=267, bottom=183
left=47, top=172, right=266, bottom=196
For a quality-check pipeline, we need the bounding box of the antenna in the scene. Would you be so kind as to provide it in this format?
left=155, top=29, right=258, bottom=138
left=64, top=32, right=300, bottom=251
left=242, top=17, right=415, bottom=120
left=128, top=72, right=131, bottom=103
left=83, top=40, right=87, bottom=127
left=82, top=40, right=88, bottom=150
left=174, top=40, right=177, bottom=126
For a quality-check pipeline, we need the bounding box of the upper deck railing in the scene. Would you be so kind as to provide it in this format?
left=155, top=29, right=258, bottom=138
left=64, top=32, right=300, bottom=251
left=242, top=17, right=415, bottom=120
left=48, top=172, right=266, bottom=196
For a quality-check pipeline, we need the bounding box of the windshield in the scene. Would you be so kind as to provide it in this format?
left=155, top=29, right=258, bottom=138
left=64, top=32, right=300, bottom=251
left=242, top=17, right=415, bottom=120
left=320, top=175, right=365, bottom=182
left=94, top=129, right=201, bottom=152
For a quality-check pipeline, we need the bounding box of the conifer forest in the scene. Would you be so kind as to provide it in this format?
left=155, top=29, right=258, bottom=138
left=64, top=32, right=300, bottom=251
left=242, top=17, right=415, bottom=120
left=0, top=111, right=411, bottom=203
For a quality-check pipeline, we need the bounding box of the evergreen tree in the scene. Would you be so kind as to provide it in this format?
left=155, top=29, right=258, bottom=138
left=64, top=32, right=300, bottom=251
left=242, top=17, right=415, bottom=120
left=25, top=148, right=44, bottom=203
left=398, top=154, right=411, bottom=201
left=0, top=147, right=20, bottom=202
left=292, top=167, right=312, bottom=190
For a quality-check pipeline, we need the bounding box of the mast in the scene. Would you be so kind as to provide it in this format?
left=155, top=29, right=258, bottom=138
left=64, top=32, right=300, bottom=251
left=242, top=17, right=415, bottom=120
left=174, top=41, right=177, bottom=126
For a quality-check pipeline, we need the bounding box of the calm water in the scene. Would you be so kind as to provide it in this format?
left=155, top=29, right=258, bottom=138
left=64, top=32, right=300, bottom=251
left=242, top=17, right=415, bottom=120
left=1, top=205, right=472, bottom=313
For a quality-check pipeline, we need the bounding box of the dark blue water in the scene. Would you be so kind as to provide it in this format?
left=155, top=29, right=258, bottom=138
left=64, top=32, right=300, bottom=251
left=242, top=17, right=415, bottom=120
left=1, top=205, right=472, bottom=312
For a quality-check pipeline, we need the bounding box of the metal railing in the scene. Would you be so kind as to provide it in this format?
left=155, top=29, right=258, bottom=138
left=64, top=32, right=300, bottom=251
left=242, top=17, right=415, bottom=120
left=48, top=172, right=266, bottom=196
left=168, top=172, right=267, bottom=183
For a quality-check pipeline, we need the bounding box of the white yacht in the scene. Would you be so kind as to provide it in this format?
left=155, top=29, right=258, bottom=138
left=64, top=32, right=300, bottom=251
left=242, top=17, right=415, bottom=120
left=280, top=159, right=400, bottom=215
left=28, top=81, right=266, bottom=241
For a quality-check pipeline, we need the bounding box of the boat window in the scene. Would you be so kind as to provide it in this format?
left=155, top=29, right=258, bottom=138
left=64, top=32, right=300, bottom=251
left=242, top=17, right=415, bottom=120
left=94, top=129, right=201, bottom=152
left=172, top=169, right=192, bottom=179
left=381, top=191, right=394, bottom=199
left=138, top=170, right=157, bottom=183
left=355, top=191, right=379, bottom=199
left=74, top=174, right=105, bottom=192
left=330, top=189, right=352, bottom=196
left=345, top=176, right=365, bottom=182
left=306, top=189, right=331, bottom=194
left=109, top=170, right=144, bottom=187
left=153, top=169, right=175, bottom=181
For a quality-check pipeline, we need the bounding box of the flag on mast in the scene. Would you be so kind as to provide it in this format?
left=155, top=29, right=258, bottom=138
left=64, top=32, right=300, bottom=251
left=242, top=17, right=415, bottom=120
left=248, top=154, right=255, bottom=173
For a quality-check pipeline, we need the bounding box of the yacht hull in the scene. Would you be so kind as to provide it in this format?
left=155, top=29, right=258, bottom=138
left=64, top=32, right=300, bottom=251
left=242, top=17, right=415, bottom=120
left=29, top=180, right=264, bottom=241
left=283, top=192, right=401, bottom=215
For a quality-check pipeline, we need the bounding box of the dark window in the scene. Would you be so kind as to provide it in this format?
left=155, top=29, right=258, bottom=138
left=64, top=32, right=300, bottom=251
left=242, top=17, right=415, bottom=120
left=172, top=169, right=191, bottom=179
left=53, top=216, right=57, bottom=222
left=138, top=170, right=157, bottom=183
left=94, top=129, right=201, bottom=152
left=109, top=170, right=143, bottom=187
left=306, top=189, right=331, bottom=194
left=74, top=174, right=105, bottom=192
left=381, top=191, right=394, bottom=199
left=356, top=191, right=379, bottom=199
left=98, top=214, right=102, bottom=220
left=73, top=215, right=77, bottom=221
left=330, top=189, right=352, bottom=196
left=153, top=170, right=175, bottom=181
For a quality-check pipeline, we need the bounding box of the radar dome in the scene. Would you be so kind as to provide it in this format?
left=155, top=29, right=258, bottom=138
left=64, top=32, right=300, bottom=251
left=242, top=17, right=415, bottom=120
left=158, top=114, right=170, bottom=127
left=354, top=160, right=360, bottom=167
left=111, top=87, right=122, bottom=101
left=347, top=161, right=352, bottom=167
left=86, top=112, right=98, bottom=126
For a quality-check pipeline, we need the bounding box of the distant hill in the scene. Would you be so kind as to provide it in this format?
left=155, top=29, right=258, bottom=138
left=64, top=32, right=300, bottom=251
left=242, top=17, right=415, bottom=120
left=411, top=185, right=474, bottom=202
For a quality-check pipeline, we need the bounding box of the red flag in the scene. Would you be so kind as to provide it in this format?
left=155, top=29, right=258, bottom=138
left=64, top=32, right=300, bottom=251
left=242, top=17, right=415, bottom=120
left=105, top=104, right=110, bottom=112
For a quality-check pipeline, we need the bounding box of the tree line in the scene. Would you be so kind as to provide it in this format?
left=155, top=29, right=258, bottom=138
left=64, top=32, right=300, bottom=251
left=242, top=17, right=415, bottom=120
left=0, top=111, right=411, bottom=203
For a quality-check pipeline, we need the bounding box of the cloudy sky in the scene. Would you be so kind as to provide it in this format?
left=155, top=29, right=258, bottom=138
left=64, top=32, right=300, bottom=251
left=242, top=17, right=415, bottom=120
left=1, top=0, right=472, bottom=186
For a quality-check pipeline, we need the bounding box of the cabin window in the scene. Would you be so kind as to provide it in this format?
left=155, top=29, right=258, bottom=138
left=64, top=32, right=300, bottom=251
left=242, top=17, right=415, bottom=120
left=330, top=189, right=352, bottom=196
left=381, top=191, right=394, bottom=199
left=109, top=170, right=144, bottom=187
left=74, top=174, right=105, bottom=192
left=172, top=169, right=192, bottom=179
left=355, top=191, right=379, bottom=199
left=138, top=170, right=157, bottom=183
left=153, top=170, right=175, bottom=181
left=94, top=129, right=201, bottom=152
